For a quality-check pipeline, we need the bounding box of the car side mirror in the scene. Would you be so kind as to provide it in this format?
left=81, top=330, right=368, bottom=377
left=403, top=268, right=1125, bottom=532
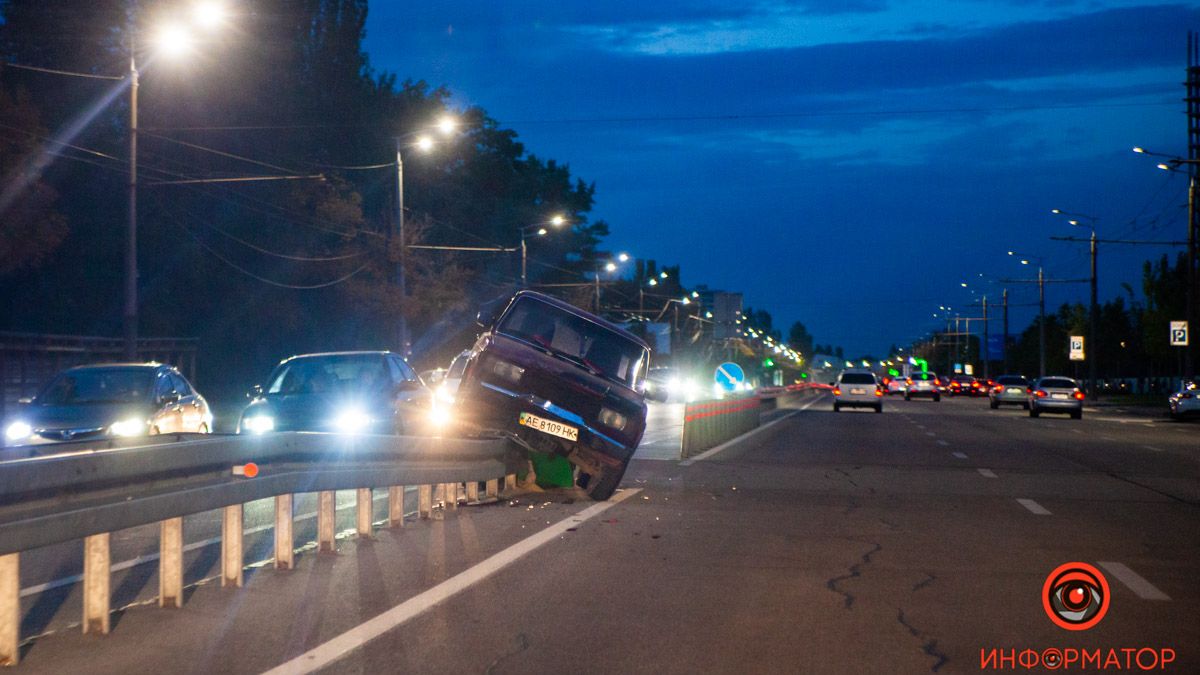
left=248, top=384, right=263, bottom=399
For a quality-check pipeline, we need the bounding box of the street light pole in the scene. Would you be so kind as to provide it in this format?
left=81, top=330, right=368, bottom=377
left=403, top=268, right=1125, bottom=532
left=1090, top=229, right=1098, bottom=398
left=1002, top=288, right=1009, bottom=374
left=124, top=48, right=139, bottom=361
left=1038, top=265, right=1046, bottom=378
left=982, top=296, right=989, bottom=379
left=393, top=138, right=408, bottom=358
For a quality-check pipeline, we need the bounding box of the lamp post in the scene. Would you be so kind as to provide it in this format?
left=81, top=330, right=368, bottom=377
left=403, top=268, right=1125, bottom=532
left=519, top=214, right=566, bottom=288
left=124, top=3, right=229, bottom=360
left=1052, top=208, right=1100, bottom=399
left=1008, top=252, right=1047, bottom=377
left=393, top=117, right=457, bottom=358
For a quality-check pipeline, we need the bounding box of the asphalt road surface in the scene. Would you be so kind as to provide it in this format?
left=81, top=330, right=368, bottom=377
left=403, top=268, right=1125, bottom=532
left=12, top=394, right=1199, bottom=673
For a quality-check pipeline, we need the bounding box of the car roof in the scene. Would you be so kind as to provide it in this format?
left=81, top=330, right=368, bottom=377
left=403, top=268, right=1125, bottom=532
left=506, top=290, right=650, bottom=350
left=65, top=363, right=169, bottom=372
left=278, top=351, right=397, bottom=365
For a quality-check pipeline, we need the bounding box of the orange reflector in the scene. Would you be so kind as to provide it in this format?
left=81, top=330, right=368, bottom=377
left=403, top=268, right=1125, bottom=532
left=233, top=462, right=259, bottom=478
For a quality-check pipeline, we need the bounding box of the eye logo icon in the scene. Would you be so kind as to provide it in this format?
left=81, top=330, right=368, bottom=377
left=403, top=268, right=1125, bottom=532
left=1042, top=562, right=1110, bottom=631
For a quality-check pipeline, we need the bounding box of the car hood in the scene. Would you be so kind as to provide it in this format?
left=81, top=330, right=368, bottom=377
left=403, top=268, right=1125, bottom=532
left=241, top=393, right=393, bottom=432
left=19, top=403, right=154, bottom=430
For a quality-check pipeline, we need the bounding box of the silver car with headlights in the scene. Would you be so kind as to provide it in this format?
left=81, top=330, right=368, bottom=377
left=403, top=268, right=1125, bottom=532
left=904, top=372, right=941, bottom=401
left=1028, top=376, right=1085, bottom=419
left=833, top=369, right=883, bottom=413
left=1168, top=379, right=1200, bottom=420
left=989, top=375, right=1029, bottom=409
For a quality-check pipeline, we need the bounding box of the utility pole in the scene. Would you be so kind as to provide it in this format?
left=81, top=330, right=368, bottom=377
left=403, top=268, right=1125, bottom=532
left=1089, top=230, right=1098, bottom=398
left=982, top=296, right=989, bottom=379
left=393, top=139, right=409, bottom=358
left=1002, top=289, right=1009, bottom=374
left=1038, top=266, right=1046, bottom=378
left=1188, top=31, right=1199, bottom=379
left=124, top=43, right=139, bottom=361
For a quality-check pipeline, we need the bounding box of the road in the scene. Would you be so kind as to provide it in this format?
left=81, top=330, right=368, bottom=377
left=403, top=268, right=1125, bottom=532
left=10, top=394, right=1199, bottom=673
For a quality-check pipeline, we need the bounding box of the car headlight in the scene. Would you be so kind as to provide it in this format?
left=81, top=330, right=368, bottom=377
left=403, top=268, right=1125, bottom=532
left=598, top=407, right=627, bottom=431
left=334, top=408, right=372, bottom=433
left=491, top=359, right=525, bottom=384
left=110, top=417, right=148, bottom=437
left=428, top=403, right=451, bottom=428
left=243, top=415, right=276, bottom=434
left=5, top=421, right=32, bottom=442
left=436, top=382, right=456, bottom=404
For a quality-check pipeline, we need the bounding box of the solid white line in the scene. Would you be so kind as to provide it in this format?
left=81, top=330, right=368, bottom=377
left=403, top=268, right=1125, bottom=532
left=977, top=468, right=998, bottom=478
left=952, top=451, right=967, bottom=459
left=263, top=488, right=642, bottom=675
left=1098, top=561, right=1171, bottom=601
left=18, top=489, right=405, bottom=598
left=1016, top=498, right=1051, bottom=515
left=936, top=440, right=949, bottom=447
left=679, top=410, right=800, bottom=466
left=1142, top=445, right=1166, bottom=452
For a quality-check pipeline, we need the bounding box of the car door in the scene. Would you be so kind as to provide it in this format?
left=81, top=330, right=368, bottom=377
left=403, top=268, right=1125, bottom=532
left=388, top=356, right=428, bottom=430
left=171, top=372, right=206, bottom=432
left=151, top=373, right=183, bottom=434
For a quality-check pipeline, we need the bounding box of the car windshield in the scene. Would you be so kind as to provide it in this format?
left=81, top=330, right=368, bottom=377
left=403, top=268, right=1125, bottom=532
left=497, top=296, right=646, bottom=387
left=447, top=354, right=468, bottom=379
left=840, top=373, right=875, bottom=385
left=910, top=373, right=935, bottom=381
left=997, top=376, right=1027, bottom=385
left=36, top=369, right=154, bottom=405
left=1040, top=378, right=1076, bottom=389
left=267, top=355, right=390, bottom=395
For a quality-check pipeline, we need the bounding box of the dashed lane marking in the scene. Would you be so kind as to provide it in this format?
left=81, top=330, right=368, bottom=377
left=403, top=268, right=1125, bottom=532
left=936, top=440, right=949, bottom=446
left=1098, top=562, right=1171, bottom=601
left=925, top=432, right=936, bottom=437
left=952, top=451, right=968, bottom=459
left=977, top=468, right=998, bottom=478
left=1143, top=445, right=1166, bottom=452
left=263, top=489, right=642, bottom=675
left=1016, top=498, right=1051, bottom=515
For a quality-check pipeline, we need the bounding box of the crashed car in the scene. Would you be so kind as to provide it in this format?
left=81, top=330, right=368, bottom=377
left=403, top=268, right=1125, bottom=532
left=454, top=291, right=659, bottom=500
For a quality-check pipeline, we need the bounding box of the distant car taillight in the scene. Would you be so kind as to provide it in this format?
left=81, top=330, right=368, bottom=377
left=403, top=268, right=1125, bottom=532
left=1035, top=389, right=1048, bottom=398
left=993, top=385, right=1003, bottom=393
left=906, top=378, right=913, bottom=386
left=875, top=387, right=883, bottom=397
left=1073, top=390, right=1085, bottom=400
left=832, top=387, right=841, bottom=396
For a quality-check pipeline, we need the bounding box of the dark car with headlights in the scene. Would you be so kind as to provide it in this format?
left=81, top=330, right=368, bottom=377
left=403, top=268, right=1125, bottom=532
left=4, top=363, right=211, bottom=446
left=238, top=351, right=429, bottom=435
left=454, top=291, right=657, bottom=501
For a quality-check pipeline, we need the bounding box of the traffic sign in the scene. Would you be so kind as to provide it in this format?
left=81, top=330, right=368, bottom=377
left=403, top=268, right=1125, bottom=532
left=1170, top=320, right=1189, bottom=347
left=1069, top=336, right=1085, bottom=361
left=714, top=362, right=745, bottom=392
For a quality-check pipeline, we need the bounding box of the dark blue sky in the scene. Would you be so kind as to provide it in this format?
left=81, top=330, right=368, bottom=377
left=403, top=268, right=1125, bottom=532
left=363, top=1, right=1195, bottom=357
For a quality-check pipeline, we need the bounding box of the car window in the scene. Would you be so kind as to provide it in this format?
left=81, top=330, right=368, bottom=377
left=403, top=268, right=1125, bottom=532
left=155, top=374, right=175, bottom=401
left=840, top=373, right=876, bottom=385
left=392, top=356, right=417, bottom=381
left=268, top=355, right=391, bottom=395
left=1039, top=378, right=1076, bottom=389
left=447, top=353, right=468, bottom=379
left=37, top=369, right=155, bottom=405
left=497, top=296, right=646, bottom=387
left=170, top=373, right=193, bottom=396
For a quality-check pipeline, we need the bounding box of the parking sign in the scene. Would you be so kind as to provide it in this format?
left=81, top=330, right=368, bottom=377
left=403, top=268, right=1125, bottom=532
left=1170, top=320, right=1189, bottom=347
left=1069, top=336, right=1085, bottom=361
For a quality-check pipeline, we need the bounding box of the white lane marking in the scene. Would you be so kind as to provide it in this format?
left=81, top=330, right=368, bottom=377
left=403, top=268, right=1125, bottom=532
left=1016, top=498, right=1051, bottom=515
left=1098, top=562, right=1171, bottom=601
left=263, top=488, right=641, bottom=675
left=951, top=451, right=967, bottom=459
left=18, top=489, right=406, bottom=598
left=1100, top=435, right=1117, bottom=442
left=936, top=440, right=949, bottom=447
left=977, top=468, right=998, bottom=478
left=925, top=432, right=936, bottom=437
left=679, top=409, right=800, bottom=466
left=1070, top=429, right=1083, bottom=435
left=916, top=424, right=926, bottom=429
left=1142, top=445, right=1166, bottom=452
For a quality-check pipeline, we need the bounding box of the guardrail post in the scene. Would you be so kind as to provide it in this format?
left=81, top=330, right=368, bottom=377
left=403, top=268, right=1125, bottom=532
left=1, top=553, right=17, bottom=666
left=418, top=485, right=433, bottom=519
left=82, top=533, right=110, bottom=634
left=356, top=488, right=373, bottom=538
left=387, top=486, right=405, bottom=528
left=222, top=504, right=243, bottom=587
left=317, top=491, right=335, bottom=552
left=445, top=483, right=459, bottom=510
left=466, top=481, right=480, bottom=503
left=159, top=517, right=183, bottom=608
left=486, top=478, right=499, bottom=499
left=504, top=474, right=517, bottom=491
left=275, top=495, right=293, bottom=570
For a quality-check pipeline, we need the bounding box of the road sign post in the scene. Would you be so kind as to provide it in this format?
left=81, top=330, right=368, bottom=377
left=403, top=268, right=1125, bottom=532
left=1069, top=336, right=1085, bottom=362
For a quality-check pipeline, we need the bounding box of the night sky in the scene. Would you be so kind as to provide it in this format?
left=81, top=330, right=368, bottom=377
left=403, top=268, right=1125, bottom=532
left=363, top=1, right=1197, bottom=357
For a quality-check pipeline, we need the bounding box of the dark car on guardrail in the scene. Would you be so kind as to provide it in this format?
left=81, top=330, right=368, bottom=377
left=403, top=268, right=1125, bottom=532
left=237, top=351, right=430, bottom=435
left=453, top=291, right=662, bottom=501
left=4, top=363, right=212, bottom=446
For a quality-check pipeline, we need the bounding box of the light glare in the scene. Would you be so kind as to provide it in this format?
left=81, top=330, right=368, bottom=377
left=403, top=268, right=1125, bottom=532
left=154, top=23, right=195, bottom=58
left=193, top=1, right=227, bottom=28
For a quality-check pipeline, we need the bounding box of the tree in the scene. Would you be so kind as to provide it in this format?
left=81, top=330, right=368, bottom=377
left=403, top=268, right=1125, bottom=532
left=788, top=321, right=814, bottom=356
left=0, top=88, right=67, bottom=275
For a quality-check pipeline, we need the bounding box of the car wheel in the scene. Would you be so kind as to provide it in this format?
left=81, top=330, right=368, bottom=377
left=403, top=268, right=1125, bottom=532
left=198, top=423, right=209, bottom=434
left=582, top=460, right=629, bottom=501
left=833, top=403, right=841, bottom=412
left=874, top=405, right=882, bottom=414
left=1029, top=407, right=1039, bottom=418
left=933, top=394, right=941, bottom=402
left=904, top=394, right=911, bottom=401
left=989, top=400, right=998, bottom=410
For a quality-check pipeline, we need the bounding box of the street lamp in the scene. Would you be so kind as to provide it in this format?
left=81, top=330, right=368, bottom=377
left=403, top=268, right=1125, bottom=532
left=593, top=254, right=630, bottom=311
left=1052, top=208, right=1100, bottom=399
left=124, top=4, right=230, bottom=360
left=393, top=116, right=459, bottom=357
left=1008, top=251, right=1047, bottom=378
left=519, top=214, right=567, bottom=288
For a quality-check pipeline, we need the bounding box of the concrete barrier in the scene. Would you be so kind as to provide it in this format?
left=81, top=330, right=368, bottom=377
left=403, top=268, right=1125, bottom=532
left=680, top=395, right=761, bottom=459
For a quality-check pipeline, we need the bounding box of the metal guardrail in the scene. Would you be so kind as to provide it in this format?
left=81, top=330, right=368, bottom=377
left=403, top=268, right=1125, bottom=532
left=0, top=432, right=523, bottom=666
left=680, top=395, right=762, bottom=459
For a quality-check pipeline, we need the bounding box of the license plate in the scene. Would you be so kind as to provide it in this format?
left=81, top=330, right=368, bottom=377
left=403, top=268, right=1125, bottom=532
left=1007, top=388, right=1022, bottom=394
left=519, top=412, right=579, bottom=441
left=850, top=388, right=865, bottom=395
left=1051, top=393, right=1068, bottom=400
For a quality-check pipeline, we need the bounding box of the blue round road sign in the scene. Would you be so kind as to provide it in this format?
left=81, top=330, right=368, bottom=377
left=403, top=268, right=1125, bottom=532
left=714, top=362, right=745, bottom=392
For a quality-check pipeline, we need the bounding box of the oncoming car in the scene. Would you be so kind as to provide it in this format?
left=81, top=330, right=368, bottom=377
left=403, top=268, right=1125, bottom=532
left=453, top=291, right=659, bottom=501
left=4, top=363, right=211, bottom=446
left=833, top=369, right=883, bottom=413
